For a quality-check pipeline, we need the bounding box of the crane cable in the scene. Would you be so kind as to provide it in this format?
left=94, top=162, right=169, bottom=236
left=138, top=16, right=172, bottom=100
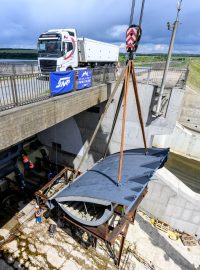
left=139, top=0, right=146, bottom=27
left=129, top=0, right=136, bottom=26
left=117, top=0, right=147, bottom=185
left=104, top=0, right=146, bottom=160
left=129, top=0, right=146, bottom=27
left=72, top=0, right=147, bottom=183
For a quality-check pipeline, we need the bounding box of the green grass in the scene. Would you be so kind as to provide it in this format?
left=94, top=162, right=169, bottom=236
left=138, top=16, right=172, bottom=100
left=119, top=54, right=200, bottom=93
left=0, top=48, right=37, bottom=60
left=188, top=58, right=200, bottom=93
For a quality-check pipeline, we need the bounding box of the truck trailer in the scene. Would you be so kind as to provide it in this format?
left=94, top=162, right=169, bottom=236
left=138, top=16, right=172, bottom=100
left=37, top=28, right=119, bottom=74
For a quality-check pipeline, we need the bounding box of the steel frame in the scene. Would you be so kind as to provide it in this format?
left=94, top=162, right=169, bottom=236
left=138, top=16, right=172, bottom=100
left=61, top=186, right=148, bottom=266
left=35, top=166, right=81, bottom=205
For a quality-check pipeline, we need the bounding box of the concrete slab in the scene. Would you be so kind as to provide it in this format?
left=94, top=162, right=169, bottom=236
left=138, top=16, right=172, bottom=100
left=1, top=208, right=200, bottom=270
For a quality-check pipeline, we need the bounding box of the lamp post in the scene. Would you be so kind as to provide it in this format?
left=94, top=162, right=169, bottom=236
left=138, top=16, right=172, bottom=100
left=155, top=0, right=182, bottom=116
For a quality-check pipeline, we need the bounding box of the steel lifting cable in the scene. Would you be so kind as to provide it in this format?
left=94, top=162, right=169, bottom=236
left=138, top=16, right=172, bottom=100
left=73, top=0, right=147, bottom=185
left=131, top=60, right=147, bottom=151
left=129, top=0, right=136, bottom=26
left=103, top=81, right=125, bottom=159
left=72, top=66, right=128, bottom=180
left=117, top=62, right=131, bottom=185
left=139, top=0, right=146, bottom=27
left=103, top=0, right=145, bottom=159
left=130, top=0, right=146, bottom=27
left=117, top=0, right=147, bottom=185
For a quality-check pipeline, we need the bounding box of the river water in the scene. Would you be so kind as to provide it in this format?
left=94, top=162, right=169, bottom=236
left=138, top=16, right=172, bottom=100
left=0, top=59, right=37, bottom=63
left=165, top=152, right=200, bottom=194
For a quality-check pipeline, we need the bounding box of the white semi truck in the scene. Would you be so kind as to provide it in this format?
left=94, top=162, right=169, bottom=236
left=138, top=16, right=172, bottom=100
left=37, top=28, right=119, bottom=73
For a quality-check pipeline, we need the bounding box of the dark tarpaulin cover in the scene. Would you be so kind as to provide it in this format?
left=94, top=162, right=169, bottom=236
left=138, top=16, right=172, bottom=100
left=49, top=148, right=169, bottom=215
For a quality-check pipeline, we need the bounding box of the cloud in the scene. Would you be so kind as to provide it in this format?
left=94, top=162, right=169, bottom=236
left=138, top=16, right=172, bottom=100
left=106, top=24, right=128, bottom=41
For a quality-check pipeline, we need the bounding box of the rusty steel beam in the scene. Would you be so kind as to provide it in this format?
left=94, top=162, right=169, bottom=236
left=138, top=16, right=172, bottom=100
left=60, top=187, right=148, bottom=267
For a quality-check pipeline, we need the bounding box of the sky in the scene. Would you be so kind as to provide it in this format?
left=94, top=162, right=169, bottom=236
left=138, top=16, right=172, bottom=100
left=0, top=0, right=200, bottom=54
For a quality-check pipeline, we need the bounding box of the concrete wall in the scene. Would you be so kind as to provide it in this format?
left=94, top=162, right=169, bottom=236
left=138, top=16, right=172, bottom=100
left=179, top=89, right=200, bottom=132
left=36, top=79, right=200, bottom=237
left=153, top=123, right=200, bottom=161
left=140, top=167, right=200, bottom=238
left=0, top=83, right=111, bottom=151
left=38, top=117, right=83, bottom=156
left=37, top=81, right=185, bottom=171
left=74, top=82, right=185, bottom=165
left=38, top=108, right=104, bottom=171
left=37, top=117, right=87, bottom=168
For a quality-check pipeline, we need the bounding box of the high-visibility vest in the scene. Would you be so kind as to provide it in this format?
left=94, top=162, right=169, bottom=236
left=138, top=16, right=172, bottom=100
left=22, top=155, right=34, bottom=169
left=35, top=209, right=41, bottom=217
left=22, top=155, right=29, bottom=163
left=29, top=161, right=34, bottom=169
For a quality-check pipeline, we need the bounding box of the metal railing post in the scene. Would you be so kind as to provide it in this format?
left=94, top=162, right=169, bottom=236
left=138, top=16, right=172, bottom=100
left=10, top=75, right=18, bottom=106
left=31, top=64, right=34, bottom=74
left=103, top=67, right=106, bottom=83
left=73, top=70, right=77, bottom=91
left=91, top=68, right=94, bottom=86
left=146, top=67, right=151, bottom=85
left=12, top=64, right=17, bottom=75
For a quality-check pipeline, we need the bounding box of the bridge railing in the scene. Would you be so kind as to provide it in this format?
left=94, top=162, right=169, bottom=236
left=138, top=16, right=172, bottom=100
left=0, top=67, right=116, bottom=111
left=0, top=61, right=38, bottom=75
left=0, top=66, right=188, bottom=112
left=135, top=67, right=188, bottom=89
left=0, top=74, right=50, bottom=111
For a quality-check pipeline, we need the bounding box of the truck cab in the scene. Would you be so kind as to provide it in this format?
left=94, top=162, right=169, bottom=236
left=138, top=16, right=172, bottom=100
left=37, top=29, right=78, bottom=74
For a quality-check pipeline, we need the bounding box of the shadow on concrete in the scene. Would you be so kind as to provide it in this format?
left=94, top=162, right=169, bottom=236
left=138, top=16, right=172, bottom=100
left=136, top=214, right=196, bottom=270
left=74, top=100, right=111, bottom=165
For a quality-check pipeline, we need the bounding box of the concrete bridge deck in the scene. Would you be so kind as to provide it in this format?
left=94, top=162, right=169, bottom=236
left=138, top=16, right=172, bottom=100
left=0, top=66, right=188, bottom=152
left=0, top=83, right=111, bottom=151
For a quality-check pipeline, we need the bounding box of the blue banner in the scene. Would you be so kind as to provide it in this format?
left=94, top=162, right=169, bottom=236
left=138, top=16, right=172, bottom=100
left=77, top=69, right=92, bottom=90
left=50, top=71, right=75, bottom=96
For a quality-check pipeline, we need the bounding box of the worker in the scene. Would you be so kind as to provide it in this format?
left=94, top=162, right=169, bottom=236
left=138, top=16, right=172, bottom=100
left=47, top=43, right=57, bottom=53
left=34, top=157, right=42, bottom=172
left=22, top=154, right=34, bottom=170
left=47, top=164, right=57, bottom=181
left=34, top=205, right=42, bottom=223
left=29, top=160, right=34, bottom=169
left=14, top=167, right=26, bottom=191
left=40, top=148, right=50, bottom=168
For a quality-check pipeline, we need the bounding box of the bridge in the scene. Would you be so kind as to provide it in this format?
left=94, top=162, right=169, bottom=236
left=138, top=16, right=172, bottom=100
left=0, top=65, right=188, bottom=152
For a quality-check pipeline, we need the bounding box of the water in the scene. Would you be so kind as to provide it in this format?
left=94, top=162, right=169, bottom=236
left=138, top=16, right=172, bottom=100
left=0, top=59, right=37, bottom=63
left=165, top=152, right=200, bottom=194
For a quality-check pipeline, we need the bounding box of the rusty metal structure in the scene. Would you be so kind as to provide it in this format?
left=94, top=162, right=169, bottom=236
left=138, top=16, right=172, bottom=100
left=35, top=167, right=147, bottom=266
left=35, top=147, right=168, bottom=266
left=61, top=187, right=148, bottom=266
left=35, top=166, right=81, bottom=205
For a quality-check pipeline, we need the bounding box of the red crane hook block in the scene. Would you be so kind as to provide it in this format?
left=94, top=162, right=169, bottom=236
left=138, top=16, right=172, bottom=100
left=126, top=25, right=142, bottom=53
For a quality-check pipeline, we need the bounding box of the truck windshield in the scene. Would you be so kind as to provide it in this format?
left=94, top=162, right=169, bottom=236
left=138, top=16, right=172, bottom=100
left=38, top=40, right=62, bottom=57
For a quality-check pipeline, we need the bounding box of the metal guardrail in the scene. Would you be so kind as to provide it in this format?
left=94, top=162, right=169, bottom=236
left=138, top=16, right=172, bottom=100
left=0, top=67, right=116, bottom=112
left=0, top=74, right=50, bottom=111
left=0, top=61, right=38, bottom=75
left=0, top=65, right=188, bottom=112
left=135, top=67, right=188, bottom=89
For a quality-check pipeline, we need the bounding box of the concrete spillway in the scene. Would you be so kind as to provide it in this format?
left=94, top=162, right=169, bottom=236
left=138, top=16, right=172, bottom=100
left=48, top=148, right=169, bottom=226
